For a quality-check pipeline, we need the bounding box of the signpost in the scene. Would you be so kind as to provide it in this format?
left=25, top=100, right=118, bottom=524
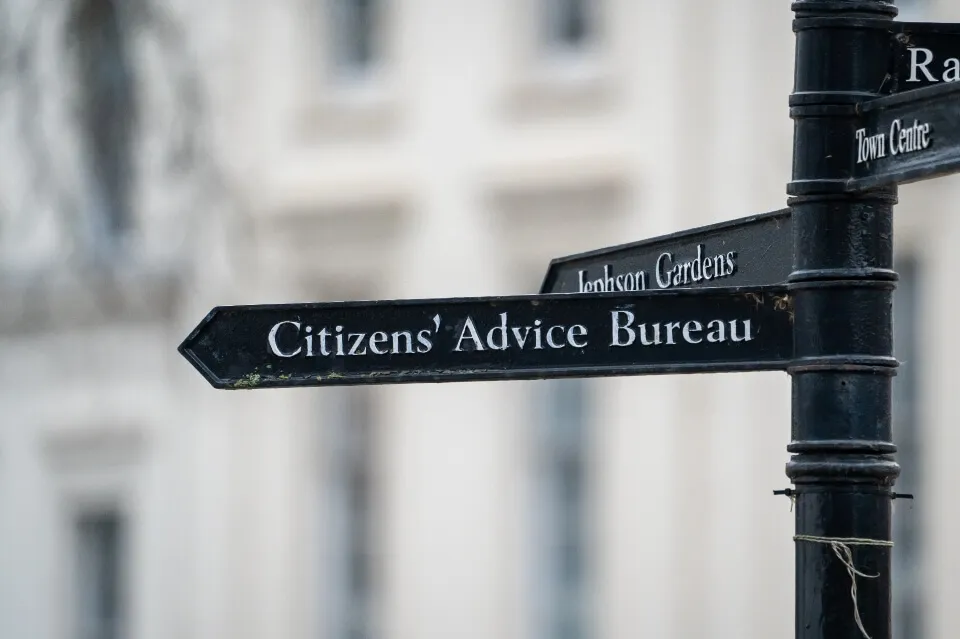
left=539, top=209, right=792, bottom=295
left=179, top=3, right=960, bottom=638
left=179, top=287, right=794, bottom=389
left=791, top=4, right=915, bottom=638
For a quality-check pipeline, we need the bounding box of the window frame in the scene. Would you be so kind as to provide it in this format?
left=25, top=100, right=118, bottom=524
left=320, top=386, right=382, bottom=639
left=326, top=0, right=384, bottom=83
left=503, top=0, right=615, bottom=117
left=531, top=378, right=592, bottom=639
left=73, top=507, right=128, bottom=639
left=538, top=0, right=598, bottom=57
left=42, top=426, right=142, bottom=639
left=891, top=255, right=925, bottom=639
left=297, top=0, right=398, bottom=138
left=68, top=0, right=139, bottom=258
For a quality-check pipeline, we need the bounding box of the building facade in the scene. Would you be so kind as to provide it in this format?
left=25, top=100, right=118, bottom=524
left=0, top=1, right=957, bottom=638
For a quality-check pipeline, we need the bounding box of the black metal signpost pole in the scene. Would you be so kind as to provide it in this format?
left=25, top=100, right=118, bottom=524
left=788, top=2, right=900, bottom=637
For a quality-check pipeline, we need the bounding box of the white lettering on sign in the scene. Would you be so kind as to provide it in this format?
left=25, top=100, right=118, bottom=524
left=265, top=309, right=761, bottom=360
left=453, top=313, right=589, bottom=351
left=855, top=128, right=887, bottom=163
left=655, top=245, right=737, bottom=289
left=575, top=245, right=740, bottom=293
left=889, top=118, right=932, bottom=155
left=268, top=321, right=303, bottom=357
left=907, top=47, right=960, bottom=84
left=578, top=264, right=647, bottom=293
left=267, top=315, right=440, bottom=357
left=856, top=119, right=932, bottom=164
left=610, top=310, right=753, bottom=347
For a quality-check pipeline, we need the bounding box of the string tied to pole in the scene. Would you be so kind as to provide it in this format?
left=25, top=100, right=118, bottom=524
left=793, top=535, right=894, bottom=639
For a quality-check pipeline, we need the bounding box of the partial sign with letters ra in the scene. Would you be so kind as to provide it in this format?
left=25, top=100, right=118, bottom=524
left=893, top=22, right=960, bottom=92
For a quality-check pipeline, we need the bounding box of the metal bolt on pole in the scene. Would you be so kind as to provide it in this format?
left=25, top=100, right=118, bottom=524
left=787, top=1, right=901, bottom=637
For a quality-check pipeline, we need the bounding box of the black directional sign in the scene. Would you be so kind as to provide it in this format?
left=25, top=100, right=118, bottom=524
left=539, top=209, right=793, bottom=295
left=848, top=80, right=960, bottom=191
left=890, top=22, right=960, bottom=93
left=179, top=287, right=794, bottom=389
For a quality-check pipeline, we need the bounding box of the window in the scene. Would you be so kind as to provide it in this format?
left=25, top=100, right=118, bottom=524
left=75, top=510, right=126, bottom=639
left=892, top=257, right=923, bottom=638
left=534, top=379, right=590, bottom=639
left=327, top=0, right=381, bottom=80
left=539, top=0, right=594, bottom=54
left=324, top=388, right=378, bottom=639
left=70, top=0, right=137, bottom=252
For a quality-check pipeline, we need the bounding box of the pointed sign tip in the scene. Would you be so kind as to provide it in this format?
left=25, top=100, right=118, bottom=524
left=177, top=308, right=227, bottom=389
left=179, top=308, right=220, bottom=347
left=178, top=337, right=230, bottom=390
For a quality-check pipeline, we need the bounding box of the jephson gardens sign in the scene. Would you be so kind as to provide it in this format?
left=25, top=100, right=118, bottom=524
left=182, top=7, right=950, bottom=639
left=539, top=209, right=792, bottom=295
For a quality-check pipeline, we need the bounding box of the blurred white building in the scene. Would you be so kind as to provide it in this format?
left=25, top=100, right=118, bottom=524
left=0, top=0, right=957, bottom=638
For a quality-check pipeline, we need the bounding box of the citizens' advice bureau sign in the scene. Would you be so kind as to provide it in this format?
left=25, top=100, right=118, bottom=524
left=179, top=287, right=795, bottom=389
